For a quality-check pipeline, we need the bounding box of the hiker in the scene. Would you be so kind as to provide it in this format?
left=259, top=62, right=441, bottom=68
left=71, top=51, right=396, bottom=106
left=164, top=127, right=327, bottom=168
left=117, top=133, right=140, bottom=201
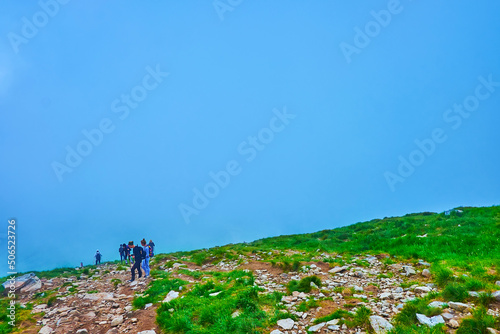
left=128, top=241, right=144, bottom=282
left=124, top=242, right=131, bottom=264
left=95, top=250, right=102, bottom=265
left=141, top=239, right=151, bottom=278
left=118, top=244, right=125, bottom=263
left=148, top=239, right=155, bottom=257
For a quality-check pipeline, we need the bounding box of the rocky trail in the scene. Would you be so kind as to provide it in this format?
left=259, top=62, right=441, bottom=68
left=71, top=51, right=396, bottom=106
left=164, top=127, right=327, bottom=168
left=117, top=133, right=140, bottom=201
left=7, top=251, right=500, bottom=334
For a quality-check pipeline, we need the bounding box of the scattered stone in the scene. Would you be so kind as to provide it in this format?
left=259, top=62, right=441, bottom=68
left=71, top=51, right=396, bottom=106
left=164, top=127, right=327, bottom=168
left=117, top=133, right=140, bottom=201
left=38, top=326, right=54, bottom=334
left=76, top=330, right=89, bottom=334
left=270, top=330, right=284, bottom=334
left=329, top=266, right=348, bottom=274
left=308, top=322, right=325, bottom=332
left=492, top=291, right=500, bottom=302
left=369, top=315, right=393, bottom=333
left=137, top=331, right=156, bottom=334
left=442, top=313, right=454, bottom=321
left=448, top=302, right=470, bottom=312
left=428, top=301, right=447, bottom=308
left=449, top=319, right=460, bottom=328
left=277, top=318, right=294, bottom=330
left=416, top=314, right=445, bottom=327
left=163, top=290, right=179, bottom=303
left=110, top=315, right=123, bottom=327
left=415, top=286, right=431, bottom=294
left=422, top=269, right=431, bottom=277
left=487, top=328, right=500, bottom=334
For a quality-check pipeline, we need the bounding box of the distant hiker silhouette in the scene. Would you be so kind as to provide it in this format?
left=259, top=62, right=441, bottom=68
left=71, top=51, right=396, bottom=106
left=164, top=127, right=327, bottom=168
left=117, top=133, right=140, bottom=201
left=141, top=239, right=151, bottom=278
left=119, top=244, right=125, bottom=263
left=95, top=250, right=102, bottom=265
left=128, top=241, right=144, bottom=282
left=148, top=239, right=155, bottom=257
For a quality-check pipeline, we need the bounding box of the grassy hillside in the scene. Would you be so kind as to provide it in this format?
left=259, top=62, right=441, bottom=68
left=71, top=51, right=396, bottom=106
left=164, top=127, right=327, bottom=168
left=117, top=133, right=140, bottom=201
left=2, top=205, right=499, bottom=334
left=248, top=205, right=500, bottom=268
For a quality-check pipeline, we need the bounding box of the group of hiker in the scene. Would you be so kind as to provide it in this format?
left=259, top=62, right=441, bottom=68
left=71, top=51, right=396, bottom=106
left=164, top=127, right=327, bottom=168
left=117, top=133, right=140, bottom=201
left=120, top=239, right=156, bottom=282
left=92, top=239, right=156, bottom=282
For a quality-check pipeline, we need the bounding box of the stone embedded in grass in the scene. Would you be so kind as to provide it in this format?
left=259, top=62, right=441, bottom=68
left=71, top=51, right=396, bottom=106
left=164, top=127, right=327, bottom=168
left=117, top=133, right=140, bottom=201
left=428, top=301, right=447, bottom=308
left=422, top=269, right=431, bottom=277
left=270, top=330, right=284, bottom=334
left=369, top=315, right=393, bottom=333
left=163, top=290, right=179, bottom=303
left=137, top=331, right=156, bottom=334
left=414, top=286, right=432, bottom=294
left=277, top=318, right=295, bottom=330
left=416, top=314, right=445, bottom=327
left=448, top=301, right=470, bottom=312
left=492, top=291, right=500, bottom=301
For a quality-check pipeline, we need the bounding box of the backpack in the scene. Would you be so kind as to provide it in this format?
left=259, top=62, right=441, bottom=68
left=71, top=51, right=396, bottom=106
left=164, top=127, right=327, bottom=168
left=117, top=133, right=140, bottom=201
left=137, top=247, right=145, bottom=261
left=148, top=245, right=153, bottom=258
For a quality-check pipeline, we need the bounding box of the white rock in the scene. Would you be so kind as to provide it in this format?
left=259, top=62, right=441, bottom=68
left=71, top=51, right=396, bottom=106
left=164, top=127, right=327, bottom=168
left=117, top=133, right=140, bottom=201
left=39, top=326, right=54, bottom=334
left=442, top=313, right=454, bottom=320
left=422, top=269, right=431, bottom=277
left=369, top=315, right=393, bottom=333
left=449, top=319, right=460, bottom=328
left=76, top=330, right=89, bottom=334
left=326, top=319, right=339, bottom=325
left=308, top=323, right=325, bottom=332
left=163, top=290, right=179, bottom=303
left=137, top=331, right=156, bottom=334
left=209, top=291, right=221, bottom=297
left=416, top=314, right=445, bottom=327
left=110, top=315, right=123, bottom=327
left=329, top=266, right=348, bottom=274
left=428, top=301, right=446, bottom=308
left=277, top=318, right=295, bottom=330
left=379, top=292, right=392, bottom=299
left=492, top=291, right=500, bottom=301
left=415, top=286, right=431, bottom=294
left=448, top=302, right=470, bottom=312
left=270, top=330, right=284, bottom=334
left=487, top=328, right=499, bottom=334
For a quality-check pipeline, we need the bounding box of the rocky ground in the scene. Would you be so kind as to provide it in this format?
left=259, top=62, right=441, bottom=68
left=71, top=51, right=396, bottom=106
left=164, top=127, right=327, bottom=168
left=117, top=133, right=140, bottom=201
left=9, top=252, right=500, bottom=334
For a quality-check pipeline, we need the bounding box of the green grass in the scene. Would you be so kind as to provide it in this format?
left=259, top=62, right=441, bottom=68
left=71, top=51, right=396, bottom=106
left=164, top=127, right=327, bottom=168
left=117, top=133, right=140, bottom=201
left=133, top=275, right=186, bottom=310
left=394, top=296, right=443, bottom=327
left=248, top=206, right=500, bottom=270
left=456, top=307, right=498, bottom=334
left=157, top=270, right=279, bottom=334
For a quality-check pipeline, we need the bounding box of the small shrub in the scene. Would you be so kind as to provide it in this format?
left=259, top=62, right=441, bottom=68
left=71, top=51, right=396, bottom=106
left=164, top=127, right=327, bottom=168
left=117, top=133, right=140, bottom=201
left=477, top=292, right=495, bottom=308
left=442, top=283, right=468, bottom=302
left=433, top=265, right=454, bottom=287
left=287, top=276, right=321, bottom=293
left=456, top=307, right=496, bottom=334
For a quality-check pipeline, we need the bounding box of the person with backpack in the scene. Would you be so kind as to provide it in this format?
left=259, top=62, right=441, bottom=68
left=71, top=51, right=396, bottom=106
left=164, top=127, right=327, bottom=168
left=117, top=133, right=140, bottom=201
left=141, top=239, right=151, bottom=278
left=123, top=242, right=131, bottom=264
left=128, top=241, right=143, bottom=282
left=95, top=250, right=102, bottom=265
left=119, top=244, right=125, bottom=263
left=148, top=240, right=155, bottom=257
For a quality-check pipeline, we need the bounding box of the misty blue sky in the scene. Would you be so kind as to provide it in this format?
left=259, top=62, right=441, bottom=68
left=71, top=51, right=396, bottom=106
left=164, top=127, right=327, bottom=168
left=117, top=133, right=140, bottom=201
left=1, top=1, right=499, bottom=273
